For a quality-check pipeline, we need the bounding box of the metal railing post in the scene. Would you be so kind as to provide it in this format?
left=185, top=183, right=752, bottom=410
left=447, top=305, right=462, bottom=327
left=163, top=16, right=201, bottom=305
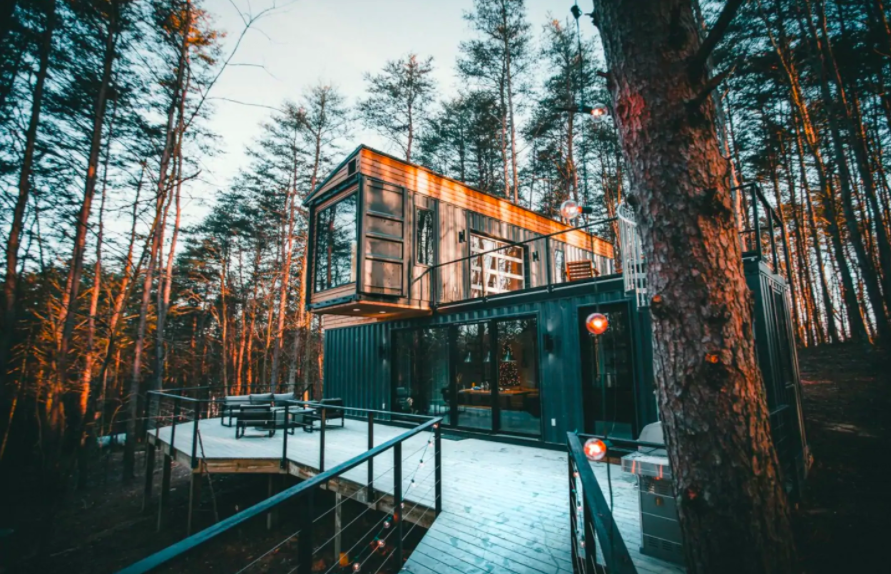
left=319, top=407, right=327, bottom=472
left=152, top=393, right=161, bottom=442
left=545, top=237, right=553, bottom=291
left=190, top=400, right=200, bottom=469
left=170, top=398, right=180, bottom=454
left=568, top=454, right=577, bottom=567
left=367, top=412, right=375, bottom=504
left=767, top=208, right=779, bottom=271
left=751, top=186, right=762, bottom=259
left=394, top=441, right=404, bottom=567
left=434, top=421, right=442, bottom=516
left=282, top=404, right=289, bottom=471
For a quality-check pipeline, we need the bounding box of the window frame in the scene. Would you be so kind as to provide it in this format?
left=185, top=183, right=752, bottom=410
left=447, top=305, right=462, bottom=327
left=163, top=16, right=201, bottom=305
left=468, top=232, right=527, bottom=298
left=415, top=207, right=436, bottom=267
left=313, top=192, right=358, bottom=293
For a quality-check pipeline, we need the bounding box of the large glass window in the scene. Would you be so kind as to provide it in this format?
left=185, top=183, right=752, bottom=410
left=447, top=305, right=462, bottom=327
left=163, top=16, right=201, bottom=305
left=579, top=305, right=636, bottom=438
left=469, top=233, right=525, bottom=297
left=391, top=317, right=541, bottom=437
left=392, top=328, right=451, bottom=424
left=416, top=208, right=435, bottom=265
left=454, top=323, right=493, bottom=431
left=314, top=193, right=357, bottom=292
left=554, top=249, right=566, bottom=284
left=495, top=318, right=540, bottom=435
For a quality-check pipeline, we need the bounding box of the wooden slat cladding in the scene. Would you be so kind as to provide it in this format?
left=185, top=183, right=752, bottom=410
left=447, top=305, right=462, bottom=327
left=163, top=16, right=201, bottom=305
left=321, top=314, right=379, bottom=331
left=358, top=148, right=614, bottom=258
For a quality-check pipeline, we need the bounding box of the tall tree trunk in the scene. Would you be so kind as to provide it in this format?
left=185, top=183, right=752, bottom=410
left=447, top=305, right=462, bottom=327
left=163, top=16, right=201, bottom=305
left=57, top=3, right=119, bottom=402
left=592, top=1, right=796, bottom=571
left=503, top=3, right=520, bottom=203
left=801, top=0, right=891, bottom=338
left=122, top=189, right=165, bottom=479
left=0, top=0, right=55, bottom=395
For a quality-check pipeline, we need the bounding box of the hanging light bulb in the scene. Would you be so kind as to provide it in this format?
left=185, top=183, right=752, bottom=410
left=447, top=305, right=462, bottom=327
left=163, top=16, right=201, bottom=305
left=585, top=313, right=609, bottom=336
left=584, top=438, right=608, bottom=461
left=588, top=102, right=609, bottom=122
left=377, top=539, right=386, bottom=549
left=353, top=562, right=361, bottom=572
left=560, top=199, right=583, bottom=222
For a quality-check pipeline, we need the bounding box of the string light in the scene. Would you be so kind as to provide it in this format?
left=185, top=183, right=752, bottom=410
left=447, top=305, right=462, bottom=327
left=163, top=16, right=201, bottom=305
left=584, top=438, right=608, bottom=461
left=561, top=199, right=583, bottom=221
left=352, top=563, right=361, bottom=572
left=585, top=313, right=609, bottom=335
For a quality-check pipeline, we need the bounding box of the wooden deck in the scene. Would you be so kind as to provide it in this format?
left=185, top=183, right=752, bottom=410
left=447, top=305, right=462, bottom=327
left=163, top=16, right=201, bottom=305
left=150, top=418, right=684, bottom=574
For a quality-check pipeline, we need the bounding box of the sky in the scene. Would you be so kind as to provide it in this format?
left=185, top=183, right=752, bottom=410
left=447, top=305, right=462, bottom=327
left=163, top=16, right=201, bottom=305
left=189, top=0, right=577, bottom=219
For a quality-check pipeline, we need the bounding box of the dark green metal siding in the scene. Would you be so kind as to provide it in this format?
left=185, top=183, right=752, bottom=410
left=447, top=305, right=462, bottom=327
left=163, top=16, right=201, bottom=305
left=323, top=276, right=650, bottom=444
left=323, top=261, right=806, bottom=485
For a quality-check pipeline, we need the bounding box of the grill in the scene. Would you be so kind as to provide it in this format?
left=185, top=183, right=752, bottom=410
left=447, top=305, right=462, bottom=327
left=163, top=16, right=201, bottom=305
left=621, top=423, right=685, bottom=565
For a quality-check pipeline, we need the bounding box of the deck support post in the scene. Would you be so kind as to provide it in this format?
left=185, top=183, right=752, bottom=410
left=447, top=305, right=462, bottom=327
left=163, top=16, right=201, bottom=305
left=266, top=474, right=279, bottom=530
left=142, top=442, right=155, bottom=513
left=334, top=492, right=343, bottom=561
left=297, top=489, right=314, bottom=574
left=187, top=471, right=202, bottom=535
left=156, top=453, right=172, bottom=532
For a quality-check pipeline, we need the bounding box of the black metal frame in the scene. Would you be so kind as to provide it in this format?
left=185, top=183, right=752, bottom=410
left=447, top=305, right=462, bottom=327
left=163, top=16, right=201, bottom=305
left=134, top=392, right=444, bottom=574
left=390, top=313, right=545, bottom=439
left=567, top=431, right=638, bottom=574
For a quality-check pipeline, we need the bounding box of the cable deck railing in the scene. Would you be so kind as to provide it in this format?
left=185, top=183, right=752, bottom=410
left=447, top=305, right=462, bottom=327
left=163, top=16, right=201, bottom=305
left=131, top=391, right=444, bottom=574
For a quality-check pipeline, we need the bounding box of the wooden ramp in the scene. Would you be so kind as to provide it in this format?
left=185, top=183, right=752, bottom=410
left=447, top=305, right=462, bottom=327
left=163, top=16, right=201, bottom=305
left=150, top=419, right=684, bottom=574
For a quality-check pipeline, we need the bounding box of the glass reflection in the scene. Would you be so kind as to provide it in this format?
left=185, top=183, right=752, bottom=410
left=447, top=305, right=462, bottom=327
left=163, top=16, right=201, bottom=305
left=392, top=328, right=450, bottom=424
left=496, top=318, right=541, bottom=436
left=454, top=323, right=493, bottom=431
left=314, top=193, right=357, bottom=292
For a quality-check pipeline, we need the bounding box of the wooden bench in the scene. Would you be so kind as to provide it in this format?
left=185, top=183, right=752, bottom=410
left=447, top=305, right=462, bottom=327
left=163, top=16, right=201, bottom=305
left=565, top=260, right=599, bottom=282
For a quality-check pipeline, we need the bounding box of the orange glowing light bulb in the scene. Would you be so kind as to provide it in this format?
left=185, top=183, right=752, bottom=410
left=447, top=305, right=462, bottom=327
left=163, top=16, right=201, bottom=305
left=585, top=313, right=609, bottom=335
left=584, top=438, right=607, bottom=461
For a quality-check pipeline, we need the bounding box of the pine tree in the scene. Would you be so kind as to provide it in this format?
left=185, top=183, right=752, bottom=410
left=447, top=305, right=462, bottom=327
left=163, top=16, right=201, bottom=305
left=358, top=54, right=435, bottom=162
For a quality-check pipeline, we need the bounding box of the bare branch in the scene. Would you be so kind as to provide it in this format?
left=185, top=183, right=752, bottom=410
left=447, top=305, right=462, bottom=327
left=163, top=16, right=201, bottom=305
left=689, top=0, right=747, bottom=80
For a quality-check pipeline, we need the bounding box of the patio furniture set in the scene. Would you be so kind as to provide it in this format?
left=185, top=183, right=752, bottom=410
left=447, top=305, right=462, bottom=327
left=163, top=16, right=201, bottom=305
left=220, top=393, right=345, bottom=439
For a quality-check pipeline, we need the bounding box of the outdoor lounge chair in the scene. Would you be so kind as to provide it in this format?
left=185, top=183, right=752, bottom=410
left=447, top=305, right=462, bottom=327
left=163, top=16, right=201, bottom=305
left=221, top=395, right=251, bottom=427
left=306, top=398, right=345, bottom=429
left=235, top=404, right=275, bottom=438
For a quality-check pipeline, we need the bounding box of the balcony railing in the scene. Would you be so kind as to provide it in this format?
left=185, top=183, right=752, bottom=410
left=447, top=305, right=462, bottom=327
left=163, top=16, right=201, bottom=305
left=410, top=216, right=620, bottom=309
left=567, top=431, right=639, bottom=574
left=736, top=183, right=791, bottom=279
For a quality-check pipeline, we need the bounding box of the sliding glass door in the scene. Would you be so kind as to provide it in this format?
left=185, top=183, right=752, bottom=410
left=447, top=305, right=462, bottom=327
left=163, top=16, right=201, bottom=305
left=494, top=318, right=541, bottom=435
left=392, top=327, right=450, bottom=424
left=578, top=304, right=637, bottom=438
left=392, top=317, right=541, bottom=437
left=453, top=322, right=493, bottom=431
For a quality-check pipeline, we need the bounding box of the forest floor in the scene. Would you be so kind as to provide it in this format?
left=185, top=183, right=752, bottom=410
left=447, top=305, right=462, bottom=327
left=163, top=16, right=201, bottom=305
left=0, top=343, right=888, bottom=574
left=792, top=342, right=891, bottom=573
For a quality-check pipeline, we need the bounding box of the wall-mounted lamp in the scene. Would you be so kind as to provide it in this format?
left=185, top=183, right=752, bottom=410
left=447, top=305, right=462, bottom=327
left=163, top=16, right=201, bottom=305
left=458, top=230, right=466, bottom=243
left=543, top=333, right=556, bottom=354
left=532, top=251, right=540, bottom=262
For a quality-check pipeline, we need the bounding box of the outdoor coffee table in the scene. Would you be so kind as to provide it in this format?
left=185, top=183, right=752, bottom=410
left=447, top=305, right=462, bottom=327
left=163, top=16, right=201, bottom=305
left=272, top=406, right=317, bottom=434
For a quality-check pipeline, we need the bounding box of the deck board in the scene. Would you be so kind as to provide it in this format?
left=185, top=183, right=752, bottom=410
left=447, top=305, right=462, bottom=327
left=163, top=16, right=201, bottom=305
left=150, top=418, right=684, bottom=574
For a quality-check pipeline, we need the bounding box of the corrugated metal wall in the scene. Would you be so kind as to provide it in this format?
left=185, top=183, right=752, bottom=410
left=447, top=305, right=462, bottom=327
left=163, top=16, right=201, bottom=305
left=323, top=277, right=651, bottom=444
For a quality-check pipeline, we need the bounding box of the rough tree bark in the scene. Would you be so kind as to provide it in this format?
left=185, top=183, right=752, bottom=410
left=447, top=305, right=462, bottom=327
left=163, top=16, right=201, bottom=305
left=591, top=1, right=796, bottom=572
